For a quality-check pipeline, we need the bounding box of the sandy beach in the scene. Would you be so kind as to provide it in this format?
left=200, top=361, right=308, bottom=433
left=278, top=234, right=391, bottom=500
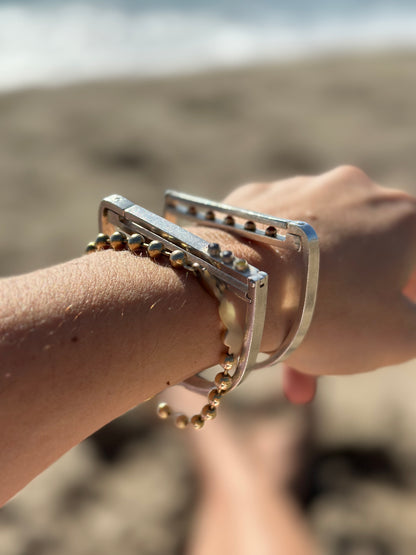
left=1, top=52, right=416, bottom=554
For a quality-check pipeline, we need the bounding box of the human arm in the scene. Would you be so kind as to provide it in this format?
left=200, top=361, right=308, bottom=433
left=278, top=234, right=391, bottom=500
left=0, top=225, right=282, bottom=505
left=225, top=166, right=416, bottom=401
left=1, top=165, right=416, bottom=503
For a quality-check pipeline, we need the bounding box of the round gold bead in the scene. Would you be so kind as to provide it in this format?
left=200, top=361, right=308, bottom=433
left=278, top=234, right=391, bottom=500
left=207, top=242, right=221, bottom=257
left=220, top=250, right=234, bottom=264
left=208, top=388, right=223, bottom=407
left=233, top=258, right=249, bottom=272
left=170, top=250, right=187, bottom=268
left=147, top=240, right=164, bottom=258
left=215, top=372, right=232, bottom=391
left=205, top=210, right=215, bottom=221
left=157, top=402, right=172, bottom=420
left=191, top=262, right=202, bottom=275
left=201, top=404, right=217, bottom=420
left=265, top=226, right=277, bottom=237
left=128, top=233, right=145, bottom=252
left=85, top=242, right=97, bottom=254
left=223, top=215, right=235, bottom=226
left=191, top=414, right=205, bottom=430
left=187, top=205, right=197, bottom=215
left=221, top=353, right=235, bottom=372
left=244, top=220, right=256, bottom=232
left=175, top=414, right=189, bottom=429
left=110, top=231, right=127, bottom=250
left=94, top=233, right=110, bottom=250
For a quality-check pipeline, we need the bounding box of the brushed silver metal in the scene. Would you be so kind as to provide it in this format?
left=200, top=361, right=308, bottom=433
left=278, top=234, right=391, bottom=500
left=163, top=190, right=320, bottom=368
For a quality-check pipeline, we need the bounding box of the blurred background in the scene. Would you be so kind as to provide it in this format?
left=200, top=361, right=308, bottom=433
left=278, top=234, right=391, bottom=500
left=1, top=0, right=416, bottom=553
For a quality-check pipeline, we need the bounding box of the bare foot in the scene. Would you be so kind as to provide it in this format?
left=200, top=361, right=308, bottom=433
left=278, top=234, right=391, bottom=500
left=163, top=386, right=318, bottom=555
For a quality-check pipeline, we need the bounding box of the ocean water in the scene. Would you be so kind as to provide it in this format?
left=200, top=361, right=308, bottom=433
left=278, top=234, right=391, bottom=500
left=1, top=0, right=416, bottom=90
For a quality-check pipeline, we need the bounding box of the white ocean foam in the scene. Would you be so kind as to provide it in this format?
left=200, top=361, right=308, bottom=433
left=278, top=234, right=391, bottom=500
left=1, top=2, right=416, bottom=90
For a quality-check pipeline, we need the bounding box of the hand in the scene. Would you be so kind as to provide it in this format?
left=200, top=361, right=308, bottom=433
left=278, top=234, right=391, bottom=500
left=224, top=166, right=416, bottom=402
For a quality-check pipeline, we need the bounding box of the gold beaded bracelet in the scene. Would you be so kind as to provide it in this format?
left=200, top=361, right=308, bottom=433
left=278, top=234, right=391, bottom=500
left=86, top=194, right=269, bottom=430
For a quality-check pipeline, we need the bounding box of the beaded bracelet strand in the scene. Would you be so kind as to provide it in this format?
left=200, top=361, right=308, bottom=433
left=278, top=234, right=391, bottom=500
left=85, top=230, right=241, bottom=430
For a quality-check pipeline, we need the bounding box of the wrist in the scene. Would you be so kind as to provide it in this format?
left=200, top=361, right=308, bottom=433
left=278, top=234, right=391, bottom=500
left=186, top=225, right=301, bottom=355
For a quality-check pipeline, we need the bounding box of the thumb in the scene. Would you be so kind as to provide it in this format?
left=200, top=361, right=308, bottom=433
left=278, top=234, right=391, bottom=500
left=392, top=294, right=416, bottom=363
left=403, top=267, right=416, bottom=301
left=282, top=365, right=317, bottom=405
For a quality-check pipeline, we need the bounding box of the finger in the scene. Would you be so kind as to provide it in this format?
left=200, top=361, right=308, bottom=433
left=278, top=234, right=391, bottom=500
left=394, top=293, right=416, bottom=363
left=282, top=365, right=317, bottom=405
left=403, top=268, right=416, bottom=302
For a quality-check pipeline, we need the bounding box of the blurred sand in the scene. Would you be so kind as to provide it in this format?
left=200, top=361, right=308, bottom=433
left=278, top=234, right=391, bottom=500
left=1, top=52, right=416, bottom=554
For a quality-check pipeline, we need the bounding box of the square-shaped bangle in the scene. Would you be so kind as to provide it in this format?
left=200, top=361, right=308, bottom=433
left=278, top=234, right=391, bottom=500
left=98, top=194, right=268, bottom=396
left=163, top=190, right=319, bottom=369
